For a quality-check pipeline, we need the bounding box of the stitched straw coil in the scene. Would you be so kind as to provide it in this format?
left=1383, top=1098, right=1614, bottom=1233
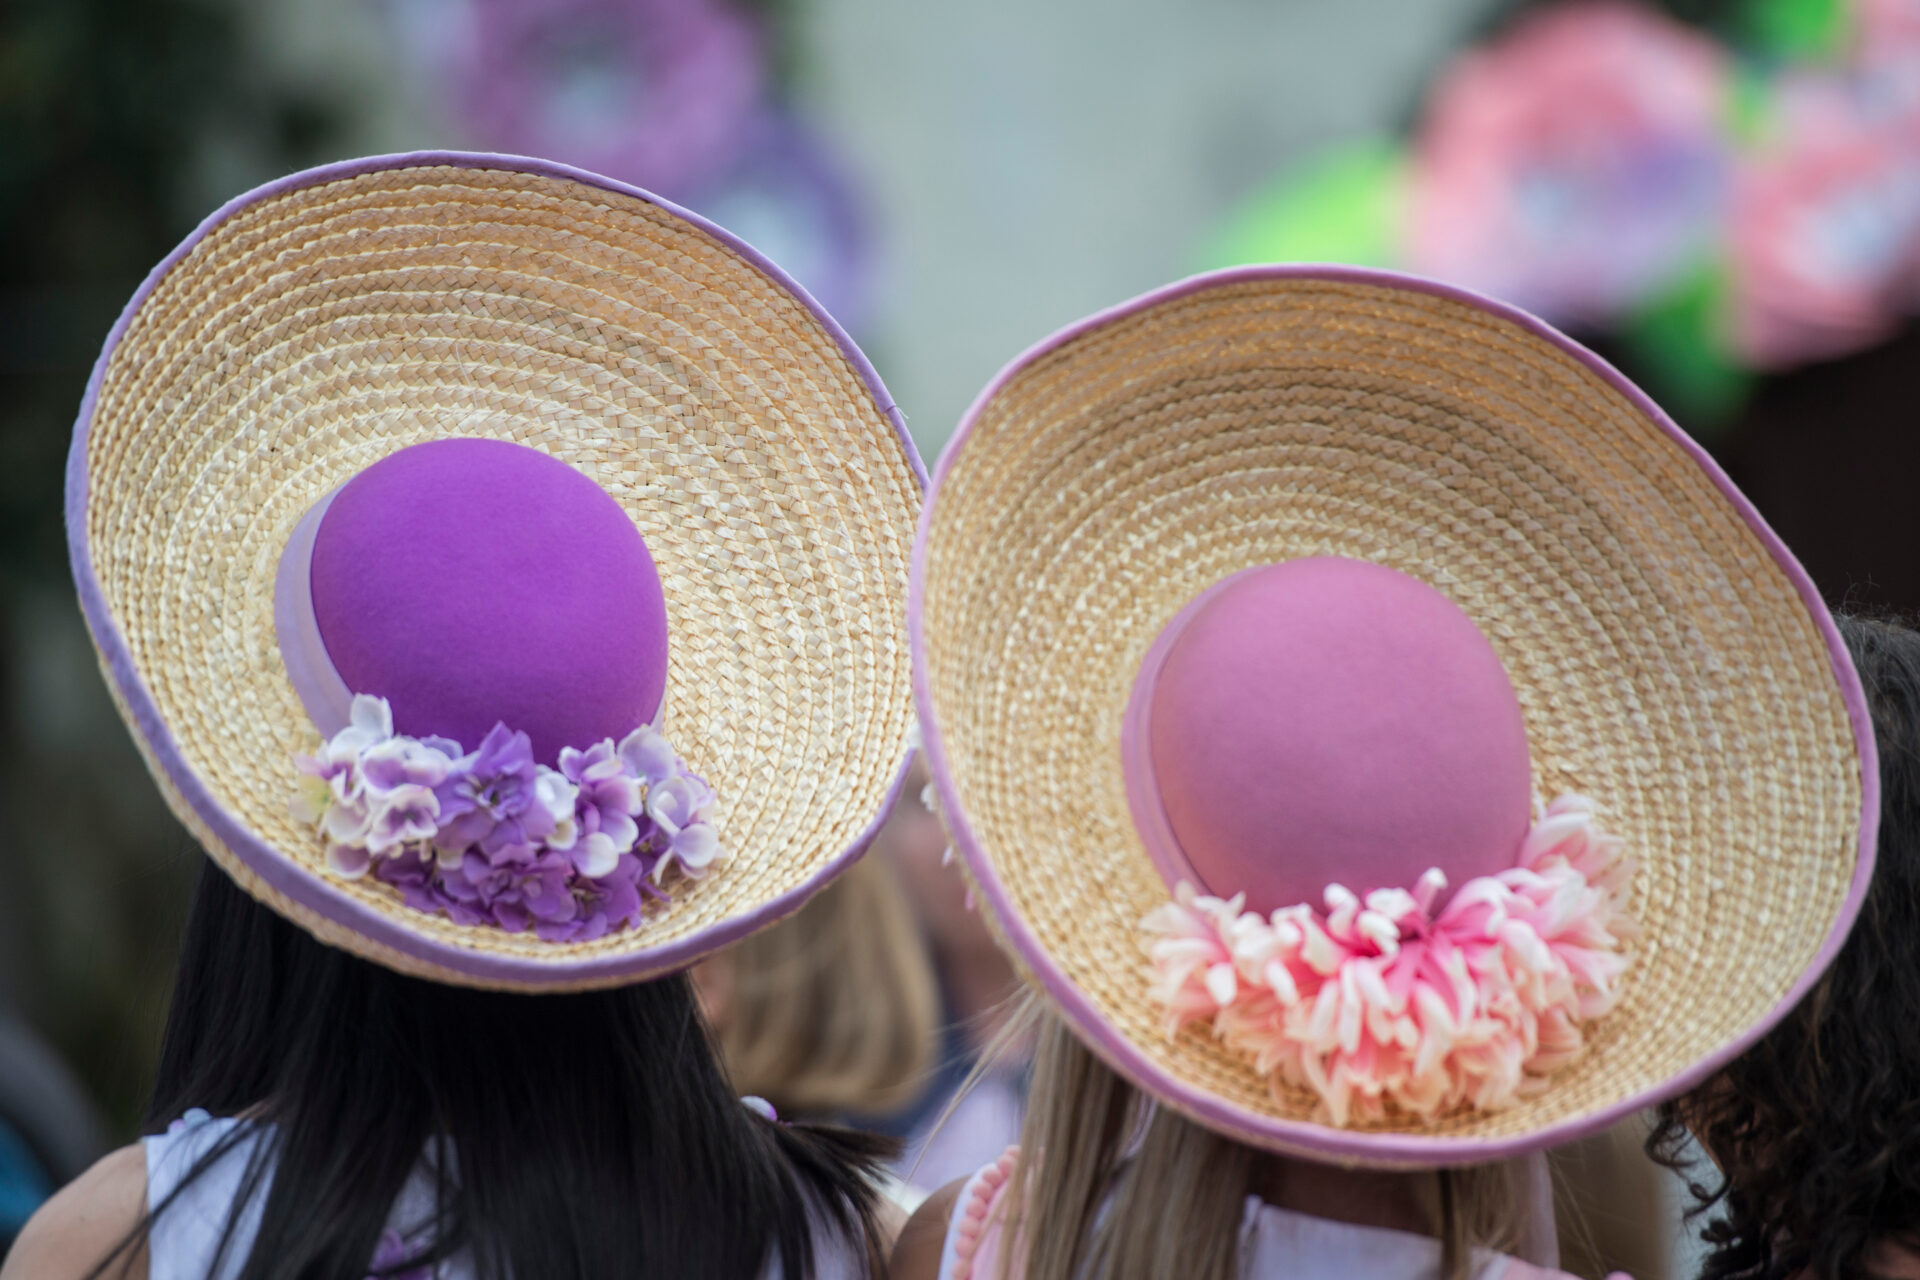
left=913, top=271, right=1871, bottom=1161
left=73, top=161, right=921, bottom=989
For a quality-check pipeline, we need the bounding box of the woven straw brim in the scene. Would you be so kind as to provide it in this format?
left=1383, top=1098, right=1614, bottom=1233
left=73, top=159, right=921, bottom=989
left=914, top=271, right=1871, bottom=1163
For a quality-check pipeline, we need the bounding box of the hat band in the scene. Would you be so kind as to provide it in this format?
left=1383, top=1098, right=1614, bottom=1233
left=1120, top=567, right=1250, bottom=898
left=274, top=488, right=356, bottom=739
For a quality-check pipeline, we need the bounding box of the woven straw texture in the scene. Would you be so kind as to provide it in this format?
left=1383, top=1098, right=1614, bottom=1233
left=917, top=276, right=1865, bottom=1151
left=77, top=163, right=921, bottom=988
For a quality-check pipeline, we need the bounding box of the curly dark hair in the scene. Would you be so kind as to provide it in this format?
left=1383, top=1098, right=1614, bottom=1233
left=1648, top=613, right=1920, bottom=1280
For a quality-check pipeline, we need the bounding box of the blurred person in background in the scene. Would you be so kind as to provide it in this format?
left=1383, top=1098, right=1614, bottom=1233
left=700, top=758, right=1031, bottom=1203
left=696, top=855, right=943, bottom=1146
left=880, top=760, right=1028, bottom=1197
left=0, top=1016, right=107, bottom=1260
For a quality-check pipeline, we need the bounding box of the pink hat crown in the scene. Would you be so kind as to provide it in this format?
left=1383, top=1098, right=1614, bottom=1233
left=1127, top=556, right=1635, bottom=1126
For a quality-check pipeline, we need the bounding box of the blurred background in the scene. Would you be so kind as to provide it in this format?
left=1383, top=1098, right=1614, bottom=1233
left=2, top=0, right=1915, bottom=1268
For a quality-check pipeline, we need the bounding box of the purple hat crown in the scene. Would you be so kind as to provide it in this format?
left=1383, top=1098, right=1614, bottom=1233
left=1127, top=558, right=1635, bottom=1126
left=277, top=438, right=723, bottom=942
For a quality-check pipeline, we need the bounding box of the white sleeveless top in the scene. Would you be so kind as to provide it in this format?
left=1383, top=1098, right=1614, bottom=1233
left=144, top=1109, right=864, bottom=1280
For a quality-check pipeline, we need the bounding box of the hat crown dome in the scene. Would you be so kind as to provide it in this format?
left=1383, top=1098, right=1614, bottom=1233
left=307, top=438, right=669, bottom=765
left=1137, top=557, right=1533, bottom=914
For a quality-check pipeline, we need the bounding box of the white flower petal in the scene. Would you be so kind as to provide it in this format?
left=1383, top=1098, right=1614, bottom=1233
left=347, top=694, right=393, bottom=739
left=575, top=832, right=619, bottom=879
left=618, top=725, right=677, bottom=782
left=325, top=843, right=371, bottom=880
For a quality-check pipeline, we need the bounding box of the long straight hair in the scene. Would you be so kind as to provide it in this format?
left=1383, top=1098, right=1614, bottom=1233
left=96, top=864, right=895, bottom=1279
left=1006, top=1004, right=1524, bottom=1280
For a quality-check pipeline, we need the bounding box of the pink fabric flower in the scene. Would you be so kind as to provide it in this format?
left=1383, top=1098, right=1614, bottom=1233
left=1143, top=795, right=1634, bottom=1127
left=1406, top=2, right=1730, bottom=324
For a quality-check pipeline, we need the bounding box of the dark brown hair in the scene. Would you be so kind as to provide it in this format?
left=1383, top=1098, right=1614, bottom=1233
left=1649, top=614, right=1920, bottom=1279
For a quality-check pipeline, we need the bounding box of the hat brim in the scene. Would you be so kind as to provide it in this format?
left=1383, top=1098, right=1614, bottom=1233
left=911, top=265, right=1876, bottom=1166
left=70, top=153, right=925, bottom=990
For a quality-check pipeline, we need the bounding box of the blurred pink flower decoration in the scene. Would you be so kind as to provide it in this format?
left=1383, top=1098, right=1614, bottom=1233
left=1142, top=795, right=1634, bottom=1128
left=1407, top=1, right=1730, bottom=324
left=425, top=0, right=766, bottom=197
left=1729, top=69, right=1920, bottom=366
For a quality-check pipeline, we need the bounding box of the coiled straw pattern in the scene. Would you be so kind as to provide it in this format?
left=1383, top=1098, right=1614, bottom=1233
left=76, top=163, right=921, bottom=988
left=916, top=275, right=1866, bottom=1154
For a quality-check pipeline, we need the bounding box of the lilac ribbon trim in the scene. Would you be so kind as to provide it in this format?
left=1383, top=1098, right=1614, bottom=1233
left=274, top=487, right=354, bottom=738
left=271, top=484, right=669, bottom=742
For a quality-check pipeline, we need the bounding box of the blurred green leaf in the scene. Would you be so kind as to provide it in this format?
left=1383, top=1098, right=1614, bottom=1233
left=1201, top=141, right=1408, bottom=272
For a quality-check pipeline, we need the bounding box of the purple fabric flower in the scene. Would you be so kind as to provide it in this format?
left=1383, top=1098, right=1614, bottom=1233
left=645, top=771, right=722, bottom=879
left=300, top=697, right=721, bottom=942
left=559, top=739, right=644, bottom=877
left=361, top=736, right=454, bottom=794
left=535, top=852, right=651, bottom=943
left=618, top=724, right=678, bottom=785
left=366, top=784, right=441, bottom=857
left=433, top=724, right=555, bottom=859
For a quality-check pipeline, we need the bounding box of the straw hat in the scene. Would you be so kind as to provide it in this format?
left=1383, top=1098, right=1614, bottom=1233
left=911, top=265, right=1877, bottom=1166
left=69, top=153, right=924, bottom=991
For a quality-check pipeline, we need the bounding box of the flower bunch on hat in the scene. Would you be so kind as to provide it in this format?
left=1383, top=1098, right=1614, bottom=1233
left=1143, top=794, right=1635, bottom=1127
left=1120, top=559, right=1640, bottom=1128
left=294, top=694, right=719, bottom=943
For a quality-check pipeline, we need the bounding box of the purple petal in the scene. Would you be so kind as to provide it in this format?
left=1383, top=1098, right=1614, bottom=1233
left=491, top=899, right=531, bottom=933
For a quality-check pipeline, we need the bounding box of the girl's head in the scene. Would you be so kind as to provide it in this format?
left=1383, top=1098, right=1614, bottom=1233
left=697, top=852, right=940, bottom=1120
left=907, top=267, right=1876, bottom=1280
left=1653, top=613, right=1920, bottom=1279
left=118, top=861, right=893, bottom=1279
left=1003, top=998, right=1533, bottom=1280
left=61, top=156, right=928, bottom=1279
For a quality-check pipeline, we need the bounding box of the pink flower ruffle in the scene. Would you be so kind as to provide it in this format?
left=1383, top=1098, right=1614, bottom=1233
left=1142, top=795, right=1635, bottom=1127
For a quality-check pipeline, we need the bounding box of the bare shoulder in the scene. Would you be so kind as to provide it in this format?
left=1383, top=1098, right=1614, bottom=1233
left=887, top=1176, right=965, bottom=1280
left=1, top=1143, right=148, bottom=1280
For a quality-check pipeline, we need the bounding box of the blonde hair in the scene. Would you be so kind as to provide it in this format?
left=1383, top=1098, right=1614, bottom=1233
left=711, top=854, right=941, bottom=1116
left=1005, top=1000, right=1528, bottom=1280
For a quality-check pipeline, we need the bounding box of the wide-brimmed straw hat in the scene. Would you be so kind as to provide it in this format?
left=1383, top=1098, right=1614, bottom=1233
left=911, top=265, right=1877, bottom=1166
left=69, top=152, right=923, bottom=991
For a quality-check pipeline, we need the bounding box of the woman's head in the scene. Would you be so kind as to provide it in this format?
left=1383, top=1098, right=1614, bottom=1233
left=1653, top=613, right=1920, bottom=1279
left=1002, top=996, right=1532, bottom=1280
left=696, top=852, right=940, bottom=1119
left=122, top=863, right=893, bottom=1280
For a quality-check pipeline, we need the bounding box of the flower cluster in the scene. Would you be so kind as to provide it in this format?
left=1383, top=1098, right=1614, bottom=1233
left=1142, top=795, right=1634, bottom=1127
left=1407, top=0, right=1920, bottom=368
left=293, top=695, right=722, bottom=942
left=1218, top=0, right=1920, bottom=401
left=1408, top=1, right=1731, bottom=325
